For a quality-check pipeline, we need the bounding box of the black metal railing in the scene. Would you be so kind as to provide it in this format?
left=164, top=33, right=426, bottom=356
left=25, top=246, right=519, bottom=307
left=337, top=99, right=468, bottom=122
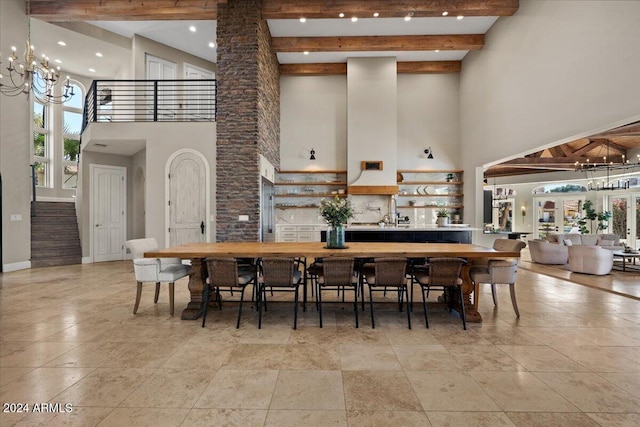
left=82, top=79, right=216, bottom=132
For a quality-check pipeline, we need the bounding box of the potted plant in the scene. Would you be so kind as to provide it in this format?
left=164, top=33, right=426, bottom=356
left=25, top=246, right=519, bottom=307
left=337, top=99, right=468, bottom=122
left=319, top=196, right=354, bottom=248
left=436, top=208, right=449, bottom=227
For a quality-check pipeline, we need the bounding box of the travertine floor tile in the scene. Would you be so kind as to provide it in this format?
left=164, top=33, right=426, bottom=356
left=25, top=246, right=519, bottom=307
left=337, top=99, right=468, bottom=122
left=445, top=344, right=525, bottom=371
left=470, top=371, right=578, bottom=412
left=96, top=407, right=189, bottom=427
left=343, top=370, right=422, bottom=411
left=265, top=409, right=347, bottom=426
left=195, top=369, right=278, bottom=409
left=426, top=411, right=515, bottom=426
left=408, top=371, right=500, bottom=412
left=497, top=345, right=590, bottom=372
left=339, top=344, right=401, bottom=370
left=347, top=410, right=430, bottom=427
left=0, top=341, right=80, bottom=367
left=122, top=368, right=216, bottom=408
left=0, top=367, right=94, bottom=403
left=182, top=408, right=267, bottom=427
left=551, top=345, right=640, bottom=372
left=270, top=370, right=345, bottom=410
left=598, top=372, right=640, bottom=397
left=220, top=344, right=286, bottom=369
left=0, top=367, right=34, bottom=387
left=586, top=412, right=640, bottom=426
left=12, top=406, right=113, bottom=427
left=392, top=344, right=458, bottom=371
left=281, top=343, right=341, bottom=370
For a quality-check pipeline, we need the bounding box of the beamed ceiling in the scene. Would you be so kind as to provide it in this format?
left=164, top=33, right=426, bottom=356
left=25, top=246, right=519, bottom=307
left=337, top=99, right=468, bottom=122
left=484, top=121, right=640, bottom=178
left=29, top=0, right=518, bottom=74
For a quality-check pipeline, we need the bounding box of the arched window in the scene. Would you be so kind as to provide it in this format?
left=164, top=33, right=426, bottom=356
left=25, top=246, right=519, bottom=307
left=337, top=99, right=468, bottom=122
left=532, top=183, right=587, bottom=194
left=63, top=82, right=84, bottom=189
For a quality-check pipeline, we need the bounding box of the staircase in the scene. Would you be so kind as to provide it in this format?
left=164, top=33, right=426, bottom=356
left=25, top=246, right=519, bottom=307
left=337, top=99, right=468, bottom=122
left=31, top=201, right=82, bottom=268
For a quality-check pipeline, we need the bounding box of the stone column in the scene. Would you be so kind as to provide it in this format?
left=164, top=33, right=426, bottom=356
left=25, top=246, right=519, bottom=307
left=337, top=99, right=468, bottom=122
left=216, top=0, right=280, bottom=241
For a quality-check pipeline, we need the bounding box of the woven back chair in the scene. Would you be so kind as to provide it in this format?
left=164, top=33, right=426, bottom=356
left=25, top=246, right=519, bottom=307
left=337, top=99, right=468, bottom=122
left=363, top=258, right=411, bottom=329
left=258, top=258, right=303, bottom=329
left=202, top=258, right=256, bottom=329
left=412, top=257, right=466, bottom=329
left=317, top=257, right=358, bottom=328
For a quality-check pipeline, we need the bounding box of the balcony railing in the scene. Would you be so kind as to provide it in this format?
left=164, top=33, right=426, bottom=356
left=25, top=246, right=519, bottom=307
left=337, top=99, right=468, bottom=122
left=83, top=79, right=216, bottom=131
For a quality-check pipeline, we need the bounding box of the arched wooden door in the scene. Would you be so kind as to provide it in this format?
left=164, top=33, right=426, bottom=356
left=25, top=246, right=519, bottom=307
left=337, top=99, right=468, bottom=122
left=168, top=151, right=207, bottom=246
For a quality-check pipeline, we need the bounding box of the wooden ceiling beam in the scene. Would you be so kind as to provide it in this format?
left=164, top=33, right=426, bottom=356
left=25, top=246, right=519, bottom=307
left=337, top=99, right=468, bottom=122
left=272, top=35, right=484, bottom=52
left=571, top=140, right=604, bottom=157
left=262, top=0, right=519, bottom=19
left=28, top=0, right=218, bottom=21
left=280, top=61, right=461, bottom=75
left=502, top=156, right=624, bottom=166
left=548, top=146, right=566, bottom=158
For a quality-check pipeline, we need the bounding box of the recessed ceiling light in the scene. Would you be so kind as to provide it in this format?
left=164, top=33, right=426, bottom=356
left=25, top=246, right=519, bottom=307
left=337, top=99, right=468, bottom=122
left=351, top=16, right=358, bottom=22
left=299, top=17, right=306, bottom=23
left=208, top=42, right=215, bottom=48
left=303, top=51, right=309, bottom=55
left=435, top=50, right=440, bottom=53
left=404, top=15, right=412, bottom=21
left=95, top=52, right=103, bottom=57
left=54, top=59, right=62, bottom=64
left=57, top=41, right=66, bottom=46
left=338, top=13, right=344, bottom=18
left=442, top=11, right=449, bottom=16
left=88, top=68, right=96, bottom=73
left=457, top=15, right=464, bottom=20
left=189, top=25, right=196, bottom=32
left=373, top=12, right=379, bottom=17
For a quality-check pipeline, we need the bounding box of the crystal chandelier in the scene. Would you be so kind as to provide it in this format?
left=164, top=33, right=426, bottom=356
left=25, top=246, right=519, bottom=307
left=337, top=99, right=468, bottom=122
left=575, top=141, right=640, bottom=191
left=0, top=0, right=74, bottom=104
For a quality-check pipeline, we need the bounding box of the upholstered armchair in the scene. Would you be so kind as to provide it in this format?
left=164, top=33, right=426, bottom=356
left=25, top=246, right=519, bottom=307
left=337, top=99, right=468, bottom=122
left=568, top=245, right=613, bottom=275
left=125, top=238, right=191, bottom=315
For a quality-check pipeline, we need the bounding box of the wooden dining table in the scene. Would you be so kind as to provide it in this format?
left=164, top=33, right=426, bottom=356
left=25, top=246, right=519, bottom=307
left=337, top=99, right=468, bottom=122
left=145, top=241, right=521, bottom=323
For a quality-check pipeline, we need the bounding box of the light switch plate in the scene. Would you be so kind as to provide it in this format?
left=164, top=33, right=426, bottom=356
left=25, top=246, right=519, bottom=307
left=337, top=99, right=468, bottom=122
left=238, top=215, right=249, bottom=222
left=10, top=214, right=22, bottom=221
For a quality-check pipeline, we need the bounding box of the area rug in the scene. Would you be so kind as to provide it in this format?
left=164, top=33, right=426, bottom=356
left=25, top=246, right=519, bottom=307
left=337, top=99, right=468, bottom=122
left=518, top=258, right=640, bottom=301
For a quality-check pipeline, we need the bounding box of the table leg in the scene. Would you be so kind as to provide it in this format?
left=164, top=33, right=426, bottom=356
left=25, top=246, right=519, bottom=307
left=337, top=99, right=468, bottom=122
left=460, top=264, right=482, bottom=323
left=181, top=258, right=206, bottom=320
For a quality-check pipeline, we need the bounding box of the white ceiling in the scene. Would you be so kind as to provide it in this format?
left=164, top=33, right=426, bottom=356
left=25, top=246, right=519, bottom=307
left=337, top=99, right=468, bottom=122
left=28, top=15, right=500, bottom=79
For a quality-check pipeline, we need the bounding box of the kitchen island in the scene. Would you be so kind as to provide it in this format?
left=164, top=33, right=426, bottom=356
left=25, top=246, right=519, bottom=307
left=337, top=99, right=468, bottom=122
left=321, top=225, right=476, bottom=244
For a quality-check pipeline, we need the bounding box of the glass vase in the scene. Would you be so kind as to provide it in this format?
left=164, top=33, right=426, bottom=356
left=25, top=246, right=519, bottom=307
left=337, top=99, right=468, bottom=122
left=326, top=225, right=346, bottom=249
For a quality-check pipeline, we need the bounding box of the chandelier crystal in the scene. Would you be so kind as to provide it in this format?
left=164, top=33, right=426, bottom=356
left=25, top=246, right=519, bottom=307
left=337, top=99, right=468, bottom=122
left=0, top=1, right=74, bottom=104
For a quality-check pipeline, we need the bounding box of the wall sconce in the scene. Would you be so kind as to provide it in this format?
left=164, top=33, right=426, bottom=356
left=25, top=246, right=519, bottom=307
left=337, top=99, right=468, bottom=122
left=521, top=204, right=526, bottom=223
left=424, top=147, right=434, bottom=159
left=309, top=148, right=316, bottom=160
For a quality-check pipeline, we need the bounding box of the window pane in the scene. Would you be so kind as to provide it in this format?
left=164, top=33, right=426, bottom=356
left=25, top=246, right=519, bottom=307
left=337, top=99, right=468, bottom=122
left=63, top=111, right=82, bottom=135
left=63, top=137, right=80, bottom=161
left=34, top=161, right=47, bottom=187
left=33, top=131, right=46, bottom=157
left=63, top=83, right=83, bottom=109
left=63, top=163, right=77, bottom=189
left=33, top=101, right=46, bottom=128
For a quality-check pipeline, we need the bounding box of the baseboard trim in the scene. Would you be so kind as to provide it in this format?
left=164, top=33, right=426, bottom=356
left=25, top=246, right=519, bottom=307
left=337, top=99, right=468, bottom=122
left=3, top=261, right=31, bottom=272
left=82, top=256, right=92, bottom=264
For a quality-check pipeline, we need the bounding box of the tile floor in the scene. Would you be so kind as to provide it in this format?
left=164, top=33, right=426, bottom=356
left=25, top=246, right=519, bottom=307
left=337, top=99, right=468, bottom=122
left=1, top=260, right=639, bottom=426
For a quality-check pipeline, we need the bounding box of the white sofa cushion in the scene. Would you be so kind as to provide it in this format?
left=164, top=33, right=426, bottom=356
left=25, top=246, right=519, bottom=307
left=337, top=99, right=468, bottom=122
left=568, top=246, right=613, bottom=275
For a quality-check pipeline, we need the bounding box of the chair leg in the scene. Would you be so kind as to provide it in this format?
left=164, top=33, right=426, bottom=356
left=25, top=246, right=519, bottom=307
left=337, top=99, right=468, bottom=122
left=258, top=284, right=264, bottom=329
left=369, top=286, right=375, bottom=329
left=491, top=284, right=498, bottom=306
left=236, top=287, right=246, bottom=329
left=294, top=287, right=299, bottom=330
left=421, top=286, right=429, bottom=328
left=509, top=283, right=520, bottom=317
left=133, top=281, right=143, bottom=314
left=404, top=287, right=412, bottom=329
left=354, top=286, right=359, bottom=328
left=458, top=285, right=467, bottom=330
left=318, top=286, right=324, bottom=328
left=169, top=282, right=175, bottom=316
left=154, top=282, right=160, bottom=303
left=201, top=285, right=211, bottom=328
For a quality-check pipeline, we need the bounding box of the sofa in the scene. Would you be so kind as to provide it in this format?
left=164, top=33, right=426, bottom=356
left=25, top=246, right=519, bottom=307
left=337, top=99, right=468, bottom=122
left=528, top=239, right=569, bottom=265
left=546, top=233, right=624, bottom=251
left=567, top=245, right=614, bottom=275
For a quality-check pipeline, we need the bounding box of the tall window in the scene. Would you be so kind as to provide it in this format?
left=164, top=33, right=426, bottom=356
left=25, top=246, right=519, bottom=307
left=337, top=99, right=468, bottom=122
left=33, top=100, right=50, bottom=187
left=62, top=83, right=83, bottom=189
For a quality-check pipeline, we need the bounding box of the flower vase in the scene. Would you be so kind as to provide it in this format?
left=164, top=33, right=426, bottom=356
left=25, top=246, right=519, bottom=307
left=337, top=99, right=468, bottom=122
left=326, top=225, right=346, bottom=249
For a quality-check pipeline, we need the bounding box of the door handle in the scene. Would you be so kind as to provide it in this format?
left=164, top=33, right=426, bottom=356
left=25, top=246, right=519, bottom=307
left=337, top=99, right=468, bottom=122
left=95, top=224, right=102, bottom=227
left=200, top=221, right=205, bottom=234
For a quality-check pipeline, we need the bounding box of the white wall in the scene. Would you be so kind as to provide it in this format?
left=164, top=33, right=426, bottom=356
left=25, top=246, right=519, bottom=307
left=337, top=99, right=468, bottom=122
left=460, top=0, right=640, bottom=227
left=0, top=0, right=31, bottom=271
left=132, top=35, right=216, bottom=79
left=280, top=75, right=347, bottom=171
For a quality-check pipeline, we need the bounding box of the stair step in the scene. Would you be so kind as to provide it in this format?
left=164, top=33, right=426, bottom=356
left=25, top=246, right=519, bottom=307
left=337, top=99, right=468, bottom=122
left=31, top=217, right=78, bottom=225
left=31, top=247, right=82, bottom=258
left=31, top=256, right=81, bottom=268
left=32, top=240, right=81, bottom=250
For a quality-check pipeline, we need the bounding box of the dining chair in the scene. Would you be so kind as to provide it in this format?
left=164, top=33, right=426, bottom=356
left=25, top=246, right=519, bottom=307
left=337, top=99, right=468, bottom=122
left=258, top=258, right=304, bottom=329
left=125, top=238, right=191, bottom=316
left=201, top=258, right=257, bottom=328
left=469, top=239, right=526, bottom=316
left=362, top=258, right=411, bottom=329
left=412, top=257, right=467, bottom=329
left=316, top=257, right=359, bottom=328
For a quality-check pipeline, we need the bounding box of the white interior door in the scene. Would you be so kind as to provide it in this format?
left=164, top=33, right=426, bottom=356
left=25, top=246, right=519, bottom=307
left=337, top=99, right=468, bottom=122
left=184, top=63, right=214, bottom=120
left=169, top=152, right=207, bottom=246
left=534, top=196, right=584, bottom=238
left=145, top=54, right=177, bottom=118
left=92, top=165, right=126, bottom=262
left=609, top=193, right=640, bottom=249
